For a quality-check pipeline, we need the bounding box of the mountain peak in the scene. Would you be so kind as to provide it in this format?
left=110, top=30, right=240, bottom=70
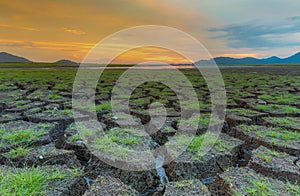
left=288, top=51, right=300, bottom=58
left=0, top=52, right=31, bottom=63
left=284, top=52, right=300, bottom=63
left=266, top=56, right=280, bottom=59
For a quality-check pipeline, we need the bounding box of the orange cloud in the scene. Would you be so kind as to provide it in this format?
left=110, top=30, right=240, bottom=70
left=0, top=23, right=39, bottom=31
left=0, top=39, right=92, bottom=50
left=63, top=28, right=87, bottom=35
left=0, top=23, right=10, bottom=28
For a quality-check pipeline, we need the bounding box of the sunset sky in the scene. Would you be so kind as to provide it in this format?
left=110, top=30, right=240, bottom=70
left=1, top=0, right=300, bottom=63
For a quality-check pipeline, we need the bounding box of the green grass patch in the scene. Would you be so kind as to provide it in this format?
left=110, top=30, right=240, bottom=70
left=258, top=94, right=299, bottom=104
left=66, top=134, right=82, bottom=142
left=90, top=127, right=149, bottom=159
left=95, top=102, right=112, bottom=112
left=179, top=114, right=216, bottom=128
left=107, top=127, right=145, bottom=145
left=256, top=104, right=300, bottom=113
left=265, top=117, right=300, bottom=127
left=187, top=133, right=233, bottom=159
left=228, top=108, right=260, bottom=115
left=245, top=177, right=300, bottom=195
left=174, top=180, right=194, bottom=188
left=48, top=93, right=63, bottom=100
left=1, top=128, right=46, bottom=146
left=238, top=124, right=260, bottom=132
left=256, top=148, right=287, bottom=163
left=0, top=166, right=83, bottom=196
left=239, top=125, right=300, bottom=145
left=5, top=146, right=31, bottom=158
left=93, top=136, right=134, bottom=159
left=62, top=109, right=73, bottom=116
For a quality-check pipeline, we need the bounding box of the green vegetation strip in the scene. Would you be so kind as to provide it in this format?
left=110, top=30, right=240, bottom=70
left=265, top=117, right=300, bottom=128
left=239, top=124, right=300, bottom=145
left=0, top=166, right=83, bottom=196
left=0, top=128, right=46, bottom=147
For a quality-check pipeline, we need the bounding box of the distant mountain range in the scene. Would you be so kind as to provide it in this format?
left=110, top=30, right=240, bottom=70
left=197, top=52, right=300, bottom=65
left=1, top=51, right=300, bottom=65
left=0, top=52, right=79, bottom=65
left=0, top=52, right=31, bottom=63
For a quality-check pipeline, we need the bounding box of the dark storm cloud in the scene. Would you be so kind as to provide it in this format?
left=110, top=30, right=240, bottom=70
left=209, top=16, right=300, bottom=49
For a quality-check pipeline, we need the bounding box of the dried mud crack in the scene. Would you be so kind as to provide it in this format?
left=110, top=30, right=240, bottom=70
left=0, top=67, right=299, bottom=195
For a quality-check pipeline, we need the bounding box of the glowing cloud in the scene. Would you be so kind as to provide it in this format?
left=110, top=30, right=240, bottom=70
left=63, top=28, right=87, bottom=35
left=0, top=23, right=39, bottom=31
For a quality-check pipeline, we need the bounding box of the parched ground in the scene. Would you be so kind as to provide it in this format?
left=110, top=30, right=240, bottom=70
left=0, top=65, right=299, bottom=195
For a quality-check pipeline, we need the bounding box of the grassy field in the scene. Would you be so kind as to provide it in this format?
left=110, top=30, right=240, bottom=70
left=0, top=63, right=299, bottom=195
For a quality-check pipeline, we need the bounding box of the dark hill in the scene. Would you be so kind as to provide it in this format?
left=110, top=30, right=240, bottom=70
left=0, top=52, right=31, bottom=63
left=55, top=59, right=79, bottom=66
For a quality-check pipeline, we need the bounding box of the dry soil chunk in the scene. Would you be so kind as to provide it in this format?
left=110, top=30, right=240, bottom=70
left=163, top=179, right=210, bottom=196
left=263, top=117, right=300, bottom=132
left=233, top=125, right=300, bottom=156
left=249, top=146, right=300, bottom=185
left=214, top=167, right=300, bottom=195
left=227, top=108, right=268, bottom=125
left=168, top=133, right=244, bottom=179
left=1, top=143, right=81, bottom=168
left=83, top=175, right=139, bottom=196
left=0, top=120, right=55, bottom=152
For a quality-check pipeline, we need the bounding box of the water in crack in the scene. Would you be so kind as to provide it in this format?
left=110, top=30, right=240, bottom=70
left=156, top=154, right=169, bottom=187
